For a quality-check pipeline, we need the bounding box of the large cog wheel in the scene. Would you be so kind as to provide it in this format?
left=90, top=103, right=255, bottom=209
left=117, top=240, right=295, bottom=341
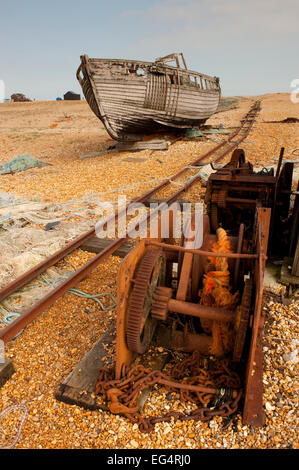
left=126, top=249, right=166, bottom=354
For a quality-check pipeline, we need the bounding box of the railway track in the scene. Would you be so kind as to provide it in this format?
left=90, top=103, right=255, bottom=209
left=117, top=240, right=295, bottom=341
left=0, top=100, right=260, bottom=343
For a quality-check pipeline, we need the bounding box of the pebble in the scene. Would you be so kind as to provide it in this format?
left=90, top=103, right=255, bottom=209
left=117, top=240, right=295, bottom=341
left=0, top=95, right=298, bottom=450
left=130, top=440, right=139, bottom=448
left=283, top=350, right=298, bottom=364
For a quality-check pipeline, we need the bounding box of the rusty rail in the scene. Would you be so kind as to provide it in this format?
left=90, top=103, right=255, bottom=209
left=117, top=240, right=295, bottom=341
left=0, top=101, right=260, bottom=343
left=0, top=107, right=257, bottom=304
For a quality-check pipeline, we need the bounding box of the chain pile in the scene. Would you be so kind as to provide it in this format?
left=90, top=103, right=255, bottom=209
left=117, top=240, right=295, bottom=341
left=95, top=351, right=242, bottom=432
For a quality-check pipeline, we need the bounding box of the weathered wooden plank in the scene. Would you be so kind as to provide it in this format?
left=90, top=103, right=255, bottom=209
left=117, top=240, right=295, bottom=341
left=102, top=104, right=217, bottom=117
left=55, top=324, right=170, bottom=411
left=116, top=140, right=169, bottom=151
left=102, top=100, right=218, bottom=112
left=0, top=358, right=15, bottom=389
left=95, top=85, right=146, bottom=94
left=102, top=108, right=212, bottom=125
left=133, top=198, right=191, bottom=208
left=89, top=57, right=218, bottom=81
left=97, top=85, right=218, bottom=102
left=55, top=326, right=115, bottom=410
left=96, top=88, right=218, bottom=104
left=98, top=91, right=146, bottom=101
left=81, top=238, right=136, bottom=257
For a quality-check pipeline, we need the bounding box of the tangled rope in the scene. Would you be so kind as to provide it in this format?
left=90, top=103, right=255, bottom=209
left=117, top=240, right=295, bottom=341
left=200, top=228, right=239, bottom=356
left=0, top=274, right=116, bottom=338
left=40, top=273, right=117, bottom=311
left=0, top=309, right=23, bottom=337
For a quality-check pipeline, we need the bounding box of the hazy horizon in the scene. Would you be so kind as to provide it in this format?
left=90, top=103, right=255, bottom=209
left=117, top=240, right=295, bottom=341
left=1, top=0, right=298, bottom=101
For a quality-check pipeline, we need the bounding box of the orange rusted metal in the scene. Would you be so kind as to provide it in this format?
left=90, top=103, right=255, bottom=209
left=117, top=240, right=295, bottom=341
left=243, top=207, right=271, bottom=426
left=168, top=299, right=236, bottom=322
left=114, top=201, right=271, bottom=428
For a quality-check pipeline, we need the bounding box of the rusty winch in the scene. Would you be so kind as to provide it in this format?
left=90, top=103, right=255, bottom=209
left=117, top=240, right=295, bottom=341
left=205, top=147, right=297, bottom=256
left=95, top=148, right=298, bottom=431
left=96, top=215, right=270, bottom=429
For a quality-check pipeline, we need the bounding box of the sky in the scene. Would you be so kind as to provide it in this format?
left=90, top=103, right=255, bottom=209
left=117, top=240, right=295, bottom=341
left=0, top=0, right=298, bottom=100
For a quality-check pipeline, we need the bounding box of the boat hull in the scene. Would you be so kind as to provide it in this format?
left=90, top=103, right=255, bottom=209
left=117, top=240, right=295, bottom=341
left=77, top=56, right=221, bottom=141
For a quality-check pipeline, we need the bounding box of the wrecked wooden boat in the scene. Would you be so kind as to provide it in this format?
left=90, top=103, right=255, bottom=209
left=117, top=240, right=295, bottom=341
left=76, top=53, right=221, bottom=141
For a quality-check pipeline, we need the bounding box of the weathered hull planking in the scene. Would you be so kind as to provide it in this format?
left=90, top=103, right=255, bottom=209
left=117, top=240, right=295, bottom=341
left=77, top=53, right=221, bottom=141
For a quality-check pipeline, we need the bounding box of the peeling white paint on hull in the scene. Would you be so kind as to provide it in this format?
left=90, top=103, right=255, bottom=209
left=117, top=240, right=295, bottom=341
left=77, top=53, right=221, bottom=141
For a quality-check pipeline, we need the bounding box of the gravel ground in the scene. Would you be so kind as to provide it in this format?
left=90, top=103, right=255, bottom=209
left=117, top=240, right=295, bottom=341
left=0, top=94, right=298, bottom=449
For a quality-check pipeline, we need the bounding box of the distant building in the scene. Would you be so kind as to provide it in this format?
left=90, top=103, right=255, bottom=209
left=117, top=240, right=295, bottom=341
left=11, top=93, right=31, bottom=102
left=64, top=91, right=81, bottom=101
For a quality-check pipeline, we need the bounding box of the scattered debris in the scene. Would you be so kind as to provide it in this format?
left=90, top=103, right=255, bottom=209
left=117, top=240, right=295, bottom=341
left=80, top=151, right=111, bottom=160
left=45, top=221, right=60, bottom=231
left=197, top=162, right=223, bottom=185
left=116, top=140, right=169, bottom=152
left=184, top=128, right=230, bottom=138
left=0, top=154, right=50, bottom=175
left=122, top=157, right=147, bottom=163
left=264, top=117, right=299, bottom=124
left=282, top=349, right=298, bottom=364
left=10, top=93, right=31, bottom=103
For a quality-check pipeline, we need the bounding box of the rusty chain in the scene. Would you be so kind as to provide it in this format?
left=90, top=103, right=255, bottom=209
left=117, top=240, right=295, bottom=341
left=95, top=351, right=242, bottom=432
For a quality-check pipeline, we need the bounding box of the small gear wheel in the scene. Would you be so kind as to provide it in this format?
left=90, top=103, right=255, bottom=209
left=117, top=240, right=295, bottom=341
left=126, top=249, right=166, bottom=354
left=151, top=286, right=172, bottom=321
